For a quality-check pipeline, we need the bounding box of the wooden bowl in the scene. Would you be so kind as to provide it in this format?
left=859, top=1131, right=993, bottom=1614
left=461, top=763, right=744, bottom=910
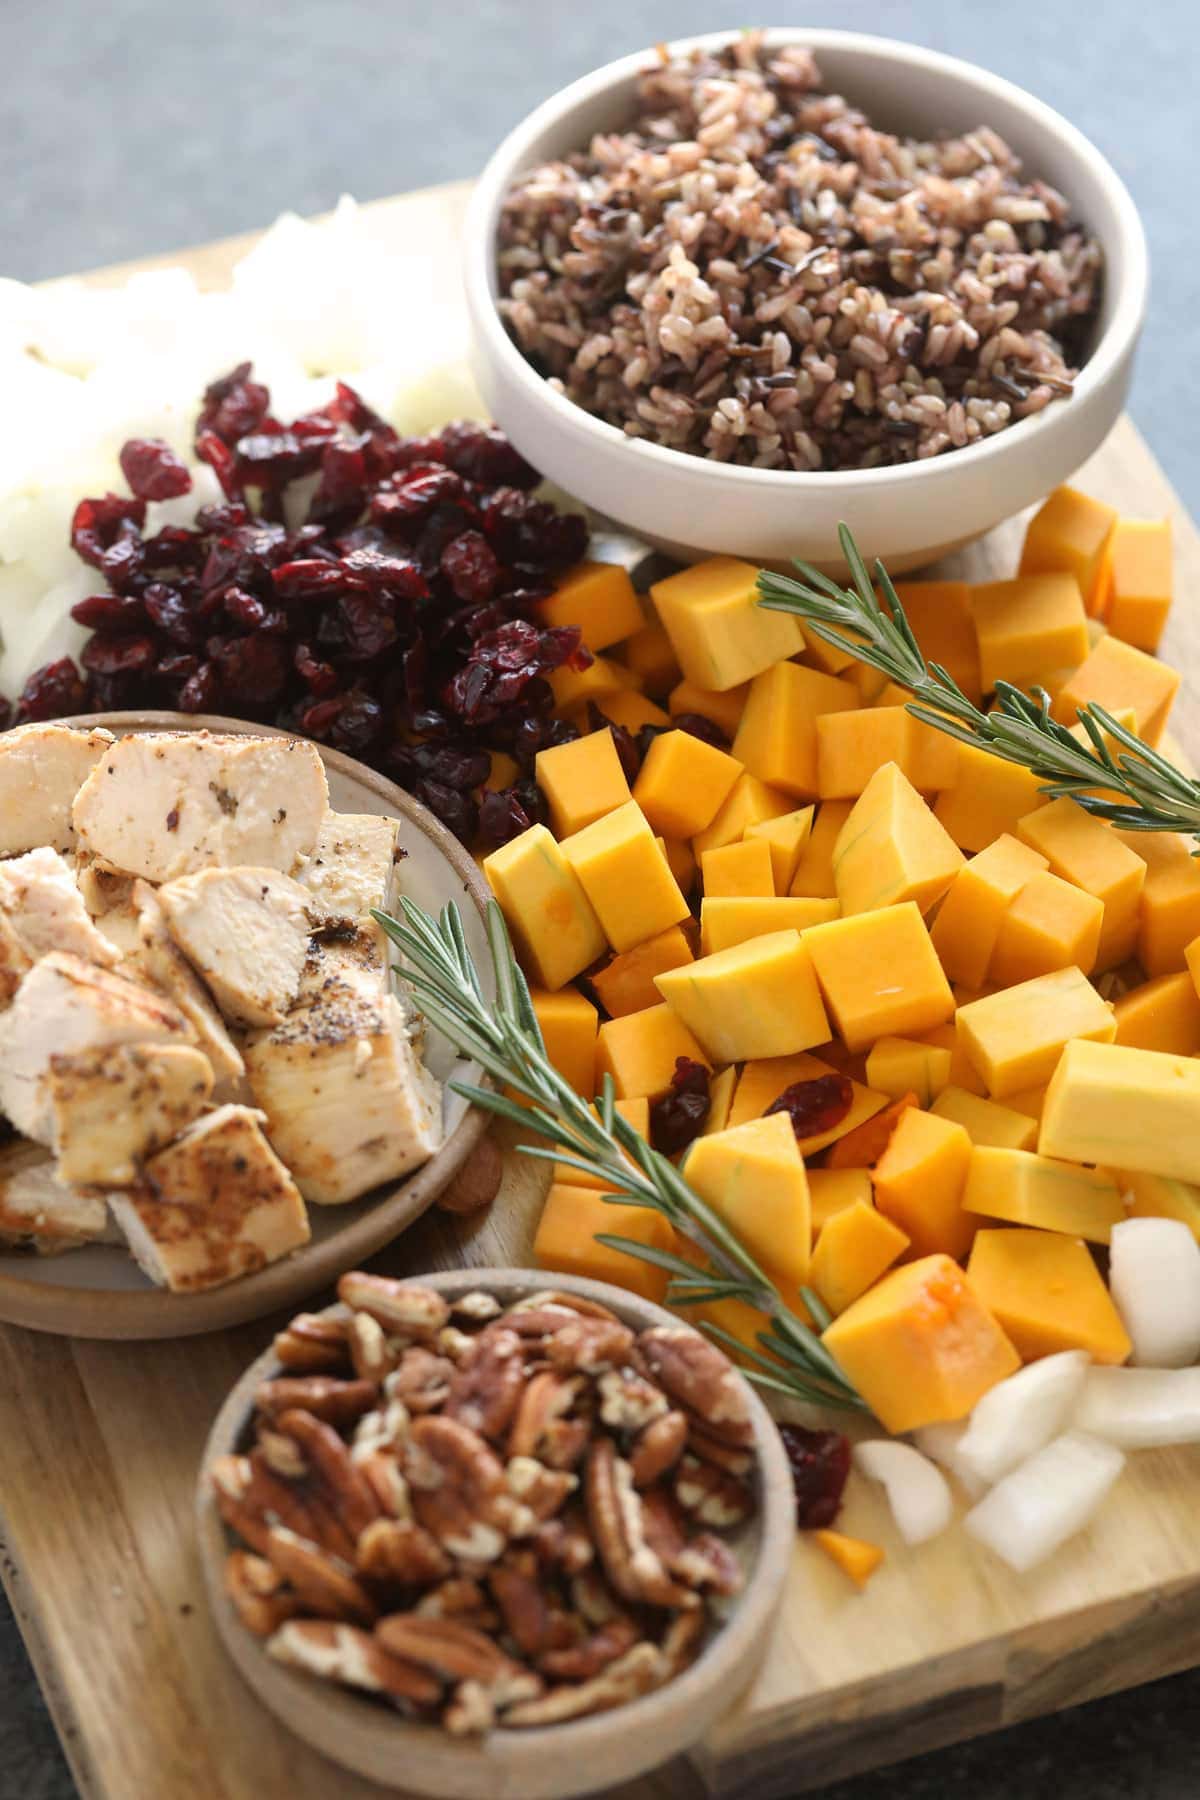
left=196, top=1267, right=795, bottom=1800
left=0, top=712, right=494, bottom=1340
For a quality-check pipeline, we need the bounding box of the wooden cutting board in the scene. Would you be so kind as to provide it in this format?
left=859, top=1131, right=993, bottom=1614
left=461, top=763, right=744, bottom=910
left=4, top=180, right=1200, bottom=1800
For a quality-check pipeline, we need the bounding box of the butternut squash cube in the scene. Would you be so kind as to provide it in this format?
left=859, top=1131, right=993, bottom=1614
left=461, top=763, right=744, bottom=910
left=907, top=715, right=962, bottom=792
left=683, top=1112, right=811, bottom=1294
left=893, top=579, right=982, bottom=703
left=800, top=622, right=858, bottom=674
left=485, top=751, right=520, bottom=792
left=1104, top=517, right=1172, bottom=652
left=822, top=1253, right=1020, bottom=1432
left=534, top=1184, right=674, bottom=1303
left=963, top=1145, right=1124, bottom=1243
left=700, top=838, right=774, bottom=899
left=1016, top=797, right=1146, bottom=970
left=989, top=869, right=1104, bottom=985
left=704, top=1063, right=737, bottom=1136
left=809, top=1167, right=874, bottom=1233
left=873, top=1108, right=975, bottom=1259
left=816, top=706, right=911, bottom=799
left=966, top=1227, right=1132, bottom=1363
left=539, top=560, right=644, bottom=651
left=1119, top=1169, right=1200, bottom=1243
left=596, top=1003, right=708, bottom=1100
left=970, top=573, right=1089, bottom=692
left=918, top=1022, right=988, bottom=1098
left=655, top=930, right=829, bottom=1063
left=812, top=1528, right=885, bottom=1588
left=586, top=689, right=672, bottom=736
left=1003, top=1081, right=1051, bottom=1124
left=530, top=986, right=598, bottom=1097
left=619, top=622, right=680, bottom=696
left=745, top=806, right=815, bottom=890
left=700, top=895, right=838, bottom=957
left=865, top=1035, right=953, bottom=1107
left=535, top=728, right=632, bottom=839
left=811, top=1199, right=909, bottom=1315
left=729, top=1053, right=887, bottom=1156
left=833, top=762, right=963, bottom=917
left=591, top=925, right=694, bottom=1019
left=560, top=802, right=688, bottom=953
left=1052, top=633, right=1180, bottom=747
left=554, top=1097, right=649, bottom=1189
left=1039, top=1037, right=1200, bottom=1183
left=732, top=661, right=860, bottom=798
left=548, top=653, right=635, bottom=713
left=955, top=966, right=1116, bottom=1098
left=1113, top=970, right=1200, bottom=1055
left=483, top=824, right=607, bottom=991
left=930, top=1085, right=1037, bottom=1152
left=667, top=678, right=750, bottom=739
left=789, top=800, right=853, bottom=899
left=803, top=903, right=954, bottom=1051
left=632, top=729, right=742, bottom=840
left=660, top=835, right=697, bottom=899
left=1118, top=829, right=1200, bottom=975
left=651, top=557, right=806, bottom=691
left=930, top=833, right=1049, bottom=988
left=1019, top=485, right=1117, bottom=615
left=691, top=772, right=793, bottom=857
left=934, top=744, right=1049, bottom=853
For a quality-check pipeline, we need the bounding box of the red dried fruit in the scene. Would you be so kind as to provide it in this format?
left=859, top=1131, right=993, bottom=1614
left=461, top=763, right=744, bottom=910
left=81, top=633, right=158, bottom=677
left=438, top=420, right=540, bottom=490
left=440, top=530, right=500, bottom=603
left=119, top=437, right=192, bottom=502
left=293, top=644, right=340, bottom=696
left=178, top=662, right=219, bottom=713
left=779, top=1425, right=851, bottom=1529
left=672, top=711, right=730, bottom=749
left=650, top=1058, right=711, bottom=1155
left=17, top=658, right=87, bottom=722
left=210, top=635, right=289, bottom=708
left=70, top=592, right=146, bottom=631
left=197, top=363, right=271, bottom=445
left=477, top=785, right=535, bottom=850
left=195, top=429, right=240, bottom=500
left=271, top=559, right=348, bottom=602
left=70, top=494, right=147, bottom=570
left=765, top=1074, right=854, bottom=1140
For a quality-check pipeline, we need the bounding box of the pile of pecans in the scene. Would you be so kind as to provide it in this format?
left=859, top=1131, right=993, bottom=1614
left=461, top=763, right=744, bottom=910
left=211, top=1273, right=758, bottom=1733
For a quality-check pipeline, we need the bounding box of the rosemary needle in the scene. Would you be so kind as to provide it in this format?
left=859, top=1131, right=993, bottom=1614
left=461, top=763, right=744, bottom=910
left=374, top=897, right=868, bottom=1415
left=756, top=523, right=1200, bottom=851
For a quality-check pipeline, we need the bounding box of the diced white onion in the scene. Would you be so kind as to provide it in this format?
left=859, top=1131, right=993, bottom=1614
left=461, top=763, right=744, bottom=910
left=955, top=1351, right=1091, bottom=1487
left=909, top=1420, right=988, bottom=1499
left=964, top=1431, right=1124, bottom=1573
left=1073, top=1365, right=1200, bottom=1447
left=852, top=1439, right=954, bottom=1544
left=1109, top=1217, right=1200, bottom=1368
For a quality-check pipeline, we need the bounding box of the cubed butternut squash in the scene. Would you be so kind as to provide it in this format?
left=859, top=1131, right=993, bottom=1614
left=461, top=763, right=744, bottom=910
left=1119, top=1169, right=1200, bottom=1243
left=700, top=894, right=838, bottom=956
left=590, top=925, right=695, bottom=1019
left=930, top=833, right=1049, bottom=988
left=700, top=838, right=775, bottom=898
left=1016, top=797, right=1146, bottom=970
left=533, top=1184, right=675, bottom=1303
left=530, top=986, right=598, bottom=1098
left=619, top=622, right=681, bottom=696
left=655, top=930, right=829, bottom=1063
left=966, top=1227, right=1132, bottom=1363
left=833, top=761, right=963, bottom=917
left=596, top=1004, right=709, bottom=1101
left=745, top=806, right=815, bottom=890
left=955, top=966, right=1116, bottom=1098
left=970, top=573, right=1089, bottom=692
left=732, top=661, right=860, bottom=798
left=554, top=1097, right=649, bottom=1189
left=963, top=1145, right=1125, bottom=1243
left=893, top=579, right=982, bottom=703
left=691, top=771, right=794, bottom=856
left=704, top=1063, right=738, bottom=1136
left=535, top=728, right=631, bottom=838
left=812, top=1529, right=885, bottom=1588
left=651, top=557, right=806, bottom=691
left=633, top=729, right=743, bottom=840
left=810, top=1199, right=909, bottom=1315
left=789, top=800, right=854, bottom=899
left=1118, top=829, right=1200, bottom=976
left=873, top=1108, right=975, bottom=1259
left=1113, top=970, right=1200, bottom=1055
left=683, top=1111, right=812, bottom=1295
left=929, top=1085, right=1038, bottom=1152
left=548, top=653, right=635, bottom=713
left=667, top=678, right=750, bottom=739
left=1039, top=1037, right=1200, bottom=1183
left=1019, top=486, right=1117, bottom=615
left=483, top=824, right=607, bottom=991
left=802, top=903, right=954, bottom=1050
left=729, top=1053, right=887, bottom=1156
left=809, top=1167, right=874, bottom=1233
left=988, top=869, right=1104, bottom=984
left=816, top=706, right=911, bottom=800
left=1104, top=517, right=1172, bottom=652
left=585, top=689, right=672, bottom=736
left=1052, top=633, right=1180, bottom=747
left=934, top=744, right=1049, bottom=853
left=539, top=560, right=645, bottom=651
left=865, top=1035, right=953, bottom=1107
left=560, top=801, right=689, bottom=953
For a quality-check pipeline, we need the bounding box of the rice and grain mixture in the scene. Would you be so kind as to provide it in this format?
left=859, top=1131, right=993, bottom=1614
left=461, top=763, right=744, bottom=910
left=497, top=35, right=1103, bottom=470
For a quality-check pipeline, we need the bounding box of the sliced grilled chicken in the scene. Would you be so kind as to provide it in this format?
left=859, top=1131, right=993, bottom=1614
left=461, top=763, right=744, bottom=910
left=73, top=855, right=142, bottom=956
left=0, top=952, right=193, bottom=1140
left=0, top=1141, right=115, bottom=1255
left=295, top=812, right=401, bottom=928
left=244, top=986, right=442, bottom=1205
left=0, top=723, right=113, bottom=856
left=47, top=1042, right=215, bottom=1186
left=109, top=1105, right=310, bottom=1292
left=72, top=730, right=329, bottom=882
left=156, top=867, right=313, bottom=1028
left=128, top=882, right=246, bottom=1088
left=0, top=913, right=32, bottom=1009
left=0, top=847, right=121, bottom=968
left=298, top=924, right=391, bottom=1003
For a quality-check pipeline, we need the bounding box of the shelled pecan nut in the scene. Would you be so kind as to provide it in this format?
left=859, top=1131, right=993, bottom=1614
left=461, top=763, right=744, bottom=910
left=637, top=1328, right=755, bottom=1448
left=405, top=1414, right=512, bottom=1564
left=225, top=1550, right=299, bottom=1637
left=443, top=1326, right=527, bottom=1442
left=375, top=1615, right=541, bottom=1708
left=268, top=1620, right=441, bottom=1708
left=357, top=1517, right=451, bottom=1585
left=387, top=1347, right=456, bottom=1414
left=499, top=1641, right=664, bottom=1728
left=585, top=1438, right=698, bottom=1611
left=255, top=1376, right=377, bottom=1429
left=276, top=1408, right=382, bottom=1540
left=629, top=1411, right=689, bottom=1488
left=272, top=1314, right=352, bottom=1373
left=337, top=1273, right=450, bottom=1339
left=673, top=1455, right=755, bottom=1528
left=265, top=1524, right=377, bottom=1626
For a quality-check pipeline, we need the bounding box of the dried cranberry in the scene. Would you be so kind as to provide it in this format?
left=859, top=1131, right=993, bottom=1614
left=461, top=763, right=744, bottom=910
left=179, top=662, right=219, bottom=713
left=415, top=777, right=477, bottom=845
left=294, top=644, right=340, bottom=695
left=70, top=493, right=147, bottom=570
left=371, top=465, right=464, bottom=531
left=210, top=635, right=289, bottom=708
left=779, top=1425, right=852, bottom=1529
left=439, top=420, right=539, bottom=489
left=441, top=530, right=500, bottom=603
left=331, top=689, right=387, bottom=755
left=81, top=633, right=158, bottom=676
left=17, top=657, right=87, bottom=721
left=765, top=1074, right=854, bottom=1140
left=234, top=429, right=328, bottom=489
left=70, top=592, right=146, bottom=631
left=309, top=435, right=368, bottom=529
left=197, top=363, right=270, bottom=445
left=119, top=437, right=192, bottom=502
left=224, top=588, right=270, bottom=631
left=327, top=380, right=393, bottom=437
left=299, top=696, right=345, bottom=739
left=195, top=429, right=240, bottom=500
left=650, top=1058, right=711, bottom=1155
left=271, top=559, right=347, bottom=602
left=143, top=583, right=200, bottom=645
left=477, top=785, right=535, bottom=848
left=674, top=711, right=730, bottom=749
left=339, top=592, right=398, bottom=659
left=339, top=547, right=428, bottom=602
left=141, top=525, right=205, bottom=574
left=155, top=652, right=200, bottom=681
left=586, top=704, right=641, bottom=783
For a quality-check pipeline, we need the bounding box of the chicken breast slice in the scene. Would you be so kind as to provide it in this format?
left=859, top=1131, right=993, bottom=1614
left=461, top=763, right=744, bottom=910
left=298, top=924, right=391, bottom=1003
left=0, top=847, right=121, bottom=968
left=0, top=913, right=32, bottom=1010
left=295, top=812, right=401, bottom=928
left=0, top=723, right=113, bottom=857
left=71, top=730, right=329, bottom=882
left=128, top=882, right=245, bottom=1087
left=244, top=984, right=442, bottom=1205
left=0, top=1141, right=115, bottom=1255
left=109, top=1105, right=310, bottom=1292
left=157, top=866, right=313, bottom=1029
left=0, top=952, right=193, bottom=1140
left=47, top=1042, right=215, bottom=1186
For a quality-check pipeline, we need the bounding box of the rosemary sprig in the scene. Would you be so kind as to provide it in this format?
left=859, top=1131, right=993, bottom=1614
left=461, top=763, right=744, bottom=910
left=757, top=523, right=1200, bottom=851
left=374, top=897, right=867, bottom=1415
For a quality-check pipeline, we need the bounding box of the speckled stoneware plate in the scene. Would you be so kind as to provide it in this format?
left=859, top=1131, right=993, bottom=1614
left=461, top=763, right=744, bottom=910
left=0, top=711, right=493, bottom=1340
left=196, top=1267, right=795, bottom=1800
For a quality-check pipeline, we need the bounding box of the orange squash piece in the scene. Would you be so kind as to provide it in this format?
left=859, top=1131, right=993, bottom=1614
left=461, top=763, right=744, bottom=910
left=825, top=1092, right=917, bottom=1169
left=591, top=925, right=695, bottom=1019
left=966, top=1227, right=1132, bottom=1364
left=533, top=1185, right=675, bottom=1304
left=813, top=1528, right=886, bottom=1589
left=872, top=1107, right=975, bottom=1259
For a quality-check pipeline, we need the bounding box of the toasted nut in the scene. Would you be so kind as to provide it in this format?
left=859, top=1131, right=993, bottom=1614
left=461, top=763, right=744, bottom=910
left=538, top=1614, right=639, bottom=1682
left=357, top=1449, right=413, bottom=1521
left=585, top=1438, right=698, bottom=1611
left=673, top=1532, right=744, bottom=1597
left=224, top=1550, right=298, bottom=1637
left=414, top=1578, right=498, bottom=1632
left=211, top=1453, right=252, bottom=1502
left=540, top=1418, right=591, bottom=1471
left=533, top=1510, right=594, bottom=1576
left=487, top=1553, right=555, bottom=1656
left=255, top=1376, right=377, bottom=1430
left=347, top=1311, right=398, bottom=1384
left=660, top=1607, right=705, bottom=1677
left=569, top=1568, right=621, bottom=1627
left=265, top=1525, right=377, bottom=1626
left=405, top=1415, right=512, bottom=1565
left=506, top=1291, right=622, bottom=1324
left=500, top=1641, right=664, bottom=1727
left=244, top=1450, right=351, bottom=1557
left=451, top=1290, right=502, bottom=1323
left=376, top=1615, right=540, bottom=1709
left=687, top=1420, right=755, bottom=1477
left=638, top=1486, right=689, bottom=1566
left=351, top=1395, right=412, bottom=1464
left=673, top=1454, right=755, bottom=1528
left=629, top=1411, right=689, bottom=1488
left=276, top=1409, right=382, bottom=1541
left=443, top=1327, right=527, bottom=1443
left=435, top=1133, right=502, bottom=1215
left=357, top=1518, right=451, bottom=1586
left=256, top=1425, right=308, bottom=1481
left=508, top=1371, right=582, bottom=1460
left=505, top=1456, right=576, bottom=1521
left=437, top=1325, right=478, bottom=1364
left=337, top=1274, right=450, bottom=1339
left=272, top=1314, right=352, bottom=1373
left=268, top=1619, right=441, bottom=1708
left=597, top=1367, right=669, bottom=1435
left=545, top=1317, right=635, bottom=1375
left=637, top=1327, right=754, bottom=1448
left=387, top=1346, right=456, bottom=1414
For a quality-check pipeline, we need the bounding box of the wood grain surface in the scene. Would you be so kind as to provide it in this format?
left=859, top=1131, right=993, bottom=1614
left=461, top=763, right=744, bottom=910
left=3, top=180, right=1199, bottom=1800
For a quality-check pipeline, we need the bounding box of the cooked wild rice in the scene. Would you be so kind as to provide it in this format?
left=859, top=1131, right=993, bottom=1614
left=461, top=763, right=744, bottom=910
left=496, top=34, right=1103, bottom=470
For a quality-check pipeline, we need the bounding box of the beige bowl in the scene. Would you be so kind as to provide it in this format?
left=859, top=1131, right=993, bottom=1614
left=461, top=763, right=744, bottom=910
left=197, top=1267, right=795, bottom=1799
left=464, top=28, right=1148, bottom=571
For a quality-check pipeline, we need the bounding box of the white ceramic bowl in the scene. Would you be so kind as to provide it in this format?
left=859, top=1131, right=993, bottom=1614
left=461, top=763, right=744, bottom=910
left=464, top=28, right=1148, bottom=572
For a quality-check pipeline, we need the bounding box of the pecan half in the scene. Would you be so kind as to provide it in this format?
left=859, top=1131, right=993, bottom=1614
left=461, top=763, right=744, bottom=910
left=506, top=1291, right=622, bottom=1324
left=405, top=1415, right=512, bottom=1564
left=508, top=1371, right=582, bottom=1460
left=660, top=1608, right=705, bottom=1678
left=673, top=1454, right=755, bottom=1528
left=451, top=1291, right=502, bottom=1323
left=357, top=1517, right=451, bottom=1585
left=351, top=1394, right=412, bottom=1464
left=225, top=1550, right=298, bottom=1637
left=265, top=1525, right=376, bottom=1626
left=443, top=1327, right=527, bottom=1443
left=545, top=1316, right=635, bottom=1375
left=436, top=1325, right=477, bottom=1364
left=257, top=1424, right=308, bottom=1481
left=687, top=1420, right=755, bottom=1477
left=375, top=1615, right=540, bottom=1710
left=276, top=1408, right=382, bottom=1541
left=347, top=1311, right=399, bottom=1384
left=505, top=1456, right=576, bottom=1521
left=356, top=1449, right=412, bottom=1521
left=268, top=1619, right=441, bottom=1708
left=629, top=1411, right=689, bottom=1488
left=273, top=1314, right=351, bottom=1373
left=597, top=1367, right=669, bottom=1434
left=255, top=1376, right=377, bottom=1430
left=338, top=1273, right=449, bottom=1340
left=500, top=1641, right=664, bottom=1727
left=387, top=1346, right=456, bottom=1414
left=488, top=1553, right=557, bottom=1657
left=637, top=1327, right=754, bottom=1448
left=538, top=1614, right=639, bottom=1682
left=414, top=1578, right=499, bottom=1632
left=212, top=1455, right=272, bottom=1555
left=673, top=1532, right=744, bottom=1597
left=533, top=1509, right=594, bottom=1576
left=585, top=1438, right=698, bottom=1611
left=245, top=1449, right=353, bottom=1559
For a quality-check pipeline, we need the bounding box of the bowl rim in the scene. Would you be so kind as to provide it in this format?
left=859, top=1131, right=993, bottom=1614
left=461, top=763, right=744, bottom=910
left=465, top=25, right=1149, bottom=492
left=195, top=1266, right=796, bottom=1797
left=0, top=710, right=494, bottom=1341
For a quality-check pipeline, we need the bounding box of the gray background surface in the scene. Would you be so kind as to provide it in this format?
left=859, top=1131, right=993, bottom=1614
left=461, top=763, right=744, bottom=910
left=2, top=3, right=1199, bottom=1797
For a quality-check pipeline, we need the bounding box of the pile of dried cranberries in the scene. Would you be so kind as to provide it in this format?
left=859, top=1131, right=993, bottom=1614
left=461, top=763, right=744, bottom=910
left=7, top=366, right=598, bottom=845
